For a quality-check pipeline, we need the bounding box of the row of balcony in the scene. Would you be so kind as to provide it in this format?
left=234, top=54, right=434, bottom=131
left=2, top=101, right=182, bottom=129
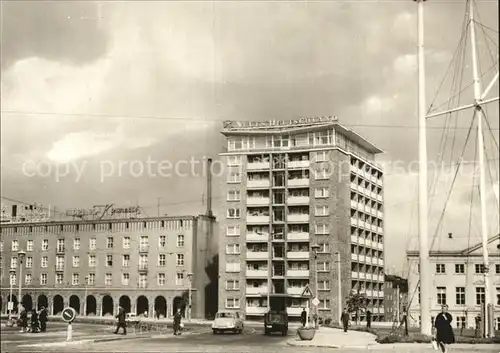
left=350, top=218, right=383, bottom=234
left=350, top=166, right=383, bottom=186
left=247, top=160, right=310, bottom=170
left=246, top=269, right=310, bottom=277
left=351, top=235, right=384, bottom=250
left=350, top=253, right=385, bottom=267
left=351, top=271, right=385, bottom=281
left=350, top=200, right=383, bottom=218
left=247, top=214, right=309, bottom=224
left=247, top=179, right=309, bottom=189
left=246, top=232, right=309, bottom=242
left=247, top=196, right=310, bottom=206
left=350, top=183, right=383, bottom=202
left=246, top=251, right=310, bottom=260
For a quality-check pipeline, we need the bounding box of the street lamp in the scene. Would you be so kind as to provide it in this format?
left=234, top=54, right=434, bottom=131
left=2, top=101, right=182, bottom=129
left=335, top=251, right=341, bottom=325
left=84, top=276, right=89, bottom=316
left=187, top=272, right=193, bottom=321
left=17, top=250, right=26, bottom=317
left=7, top=269, right=15, bottom=325
left=311, top=243, right=320, bottom=328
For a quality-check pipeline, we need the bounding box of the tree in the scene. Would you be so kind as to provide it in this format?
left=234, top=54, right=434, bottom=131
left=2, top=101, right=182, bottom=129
left=345, top=290, right=368, bottom=325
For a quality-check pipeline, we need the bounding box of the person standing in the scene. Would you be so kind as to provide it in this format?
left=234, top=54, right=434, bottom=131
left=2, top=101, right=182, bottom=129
left=366, top=310, right=372, bottom=329
left=173, top=308, right=182, bottom=335
left=19, top=308, right=28, bottom=333
left=30, top=310, right=39, bottom=333
left=38, top=307, right=48, bottom=332
left=300, top=308, right=307, bottom=327
left=341, top=308, right=350, bottom=334
left=434, top=304, right=455, bottom=353
left=114, top=306, right=127, bottom=335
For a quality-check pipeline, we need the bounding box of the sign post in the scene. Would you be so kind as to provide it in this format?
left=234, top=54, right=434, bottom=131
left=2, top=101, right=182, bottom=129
left=61, top=307, right=77, bottom=341
left=301, top=285, right=313, bottom=327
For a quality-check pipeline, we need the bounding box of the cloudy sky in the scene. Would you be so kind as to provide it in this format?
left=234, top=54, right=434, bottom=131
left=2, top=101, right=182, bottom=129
left=1, top=1, right=498, bottom=273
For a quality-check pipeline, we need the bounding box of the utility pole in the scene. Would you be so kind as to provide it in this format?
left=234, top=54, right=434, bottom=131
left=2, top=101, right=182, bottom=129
left=335, top=252, right=342, bottom=325
left=156, top=198, right=162, bottom=217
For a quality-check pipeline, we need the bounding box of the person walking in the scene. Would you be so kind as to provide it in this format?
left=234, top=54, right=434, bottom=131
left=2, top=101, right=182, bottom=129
left=30, top=310, right=39, bottom=333
left=341, top=308, right=350, bottom=334
left=19, top=308, right=28, bottom=333
left=300, top=308, right=307, bottom=327
left=173, top=308, right=182, bottom=335
left=38, top=307, right=48, bottom=332
left=433, top=304, right=455, bottom=353
left=114, top=306, right=127, bottom=335
left=366, top=310, right=372, bottom=329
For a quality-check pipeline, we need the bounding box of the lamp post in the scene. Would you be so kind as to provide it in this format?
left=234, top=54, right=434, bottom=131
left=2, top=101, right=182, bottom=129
left=335, top=251, right=341, bottom=325
left=17, top=250, right=26, bottom=315
left=83, top=276, right=89, bottom=316
left=187, top=272, right=193, bottom=321
left=311, top=243, right=320, bottom=328
left=8, top=269, right=15, bottom=325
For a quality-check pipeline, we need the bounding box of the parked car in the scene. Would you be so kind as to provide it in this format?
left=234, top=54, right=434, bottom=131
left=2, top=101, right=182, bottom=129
left=126, top=313, right=140, bottom=324
left=212, top=311, right=244, bottom=334
left=264, top=310, right=288, bottom=336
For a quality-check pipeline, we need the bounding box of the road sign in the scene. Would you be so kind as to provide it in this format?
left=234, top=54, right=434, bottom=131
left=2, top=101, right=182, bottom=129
left=301, top=284, right=313, bottom=298
left=61, top=307, right=77, bottom=323
left=7, top=301, right=13, bottom=310
left=312, top=297, right=320, bottom=306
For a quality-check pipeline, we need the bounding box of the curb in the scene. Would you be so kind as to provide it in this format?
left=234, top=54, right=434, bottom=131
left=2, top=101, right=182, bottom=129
left=287, top=341, right=500, bottom=351
left=18, top=334, right=152, bottom=348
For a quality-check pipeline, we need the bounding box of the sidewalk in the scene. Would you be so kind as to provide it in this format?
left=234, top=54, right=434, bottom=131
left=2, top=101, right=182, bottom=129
left=287, top=327, right=499, bottom=351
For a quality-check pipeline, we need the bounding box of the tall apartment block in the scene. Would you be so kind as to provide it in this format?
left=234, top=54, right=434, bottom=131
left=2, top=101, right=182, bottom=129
left=219, top=116, right=386, bottom=321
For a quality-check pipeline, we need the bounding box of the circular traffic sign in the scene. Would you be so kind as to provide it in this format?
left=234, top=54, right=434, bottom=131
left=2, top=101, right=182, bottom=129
left=61, top=307, right=77, bottom=323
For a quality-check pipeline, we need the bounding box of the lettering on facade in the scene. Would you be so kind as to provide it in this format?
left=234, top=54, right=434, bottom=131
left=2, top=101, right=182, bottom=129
left=223, top=116, right=338, bottom=130
left=65, top=204, right=141, bottom=220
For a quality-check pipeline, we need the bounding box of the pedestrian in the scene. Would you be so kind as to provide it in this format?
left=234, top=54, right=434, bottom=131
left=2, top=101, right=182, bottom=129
left=39, top=307, right=48, bottom=332
left=173, top=308, right=182, bottom=335
left=155, top=309, right=160, bottom=320
left=341, top=308, right=350, bottom=334
left=475, top=315, right=481, bottom=338
left=19, top=308, right=28, bottom=333
left=114, top=306, right=127, bottom=335
left=433, top=304, right=455, bottom=353
left=366, top=310, right=372, bottom=329
left=300, top=308, right=307, bottom=327
left=30, top=310, right=39, bottom=333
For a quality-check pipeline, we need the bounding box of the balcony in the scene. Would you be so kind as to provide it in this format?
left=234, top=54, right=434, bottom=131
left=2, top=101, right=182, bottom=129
left=55, top=265, right=64, bottom=272
left=287, top=196, right=310, bottom=205
left=359, top=272, right=366, bottom=280
left=139, top=245, right=149, bottom=253
left=377, top=291, right=384, bottom=297
left=248, top=179, right=270, bottom=189
left=365, top=256, right=372, bottom=264
left=246, top=286, right=268, bottom=295
left=351, top=271, right=359, bottom=279
left=246, top=233, right=269, bottom=242
left=378, top=274, right=384, bottom=282
left=287, top=160, right=310, bottom=169
left=350, top=218, right=358, bottom=226
left=247, top=215, right=270, bottom=224
left=287, top=287, right=306, bottom=296
left=287, top=232, right=310, bottom=241
left=377, top=242, right=383, bottom=250
left=378, top=258, right=384, bottom=266
left=371, top=224, right=377, bottom=232
left=358, top=255, right=366, bottom=263
left=247, top=197, right=270, bottom=206
left=288, top=178, right=310, bottom=187
left=286, top=270, right=310, bottom=277
left=365, top=290, right=373, bottom=297
left=246, top=269, right=268, bottom=278
left=287, top=307, right=303, bottom=316
left=246, top=306, right=268, bottom=315
left=351, top=253, right=357, bottom=261
left=365, top=239, right=373, bottom=248
left=378, top=308, right=385, bottom=314
left=287, top=251, right=309, bottom=260
left=287, top=214, right=309, bottom=223
left=247, top=162, right=270, bottom=170
left=350, top=235, right=358, bottom=244
left=350, top=182, right=357, bottom=190
left=56, top=247, right=65, bottom=254
left=246, top=251, right=269, bottom=260
left=138, top=264, right=148, bottom=272
left=377, top=227, right=383, bottom=234
left=377, top=211, right=383, bottom=218
left=138, top=282, right=148, bottom=289
left=377, top=194, right=383, bottom=202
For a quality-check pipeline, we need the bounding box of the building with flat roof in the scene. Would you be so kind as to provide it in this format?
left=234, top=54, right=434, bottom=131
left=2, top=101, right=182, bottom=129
left=218, top=116, right=386, bottom=321
left=0, top=214, right=218, bottom=319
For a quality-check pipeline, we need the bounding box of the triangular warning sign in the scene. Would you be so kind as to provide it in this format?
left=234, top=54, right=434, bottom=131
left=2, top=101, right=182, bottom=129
left=301, top=284, right=313, bottom=298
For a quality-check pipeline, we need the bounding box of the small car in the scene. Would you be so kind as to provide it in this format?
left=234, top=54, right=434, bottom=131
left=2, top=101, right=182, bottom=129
left=212, top=311, right=244, bottom=334
left=125, top=313, right=140, bottom=323
left=264, top=310, right=288, bottom=336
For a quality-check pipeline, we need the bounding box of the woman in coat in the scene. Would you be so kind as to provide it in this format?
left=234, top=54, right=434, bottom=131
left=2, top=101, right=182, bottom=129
left=434, top=304, right=455, bottom=352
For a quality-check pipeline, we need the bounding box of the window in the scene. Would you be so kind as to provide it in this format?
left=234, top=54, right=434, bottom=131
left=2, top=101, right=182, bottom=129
left=158, top=273, right=166, bottom=286
left=227, top=208, right=241, bottom=218
left=57, top=239, right=65, bottom=252
left=139, top=255, right=148, bottom=269
left=315, top=224, right=328, bottom=234
left=317, top=261, right=330, bottom=272
left=315, top=187, right=329, bottom=198
left=25, top=274, right=32, bottom=285
left=226, top=244, right=241, bottom=255
left=418, top=286, right=421, bottom=304
left=176, top=272, right=184, bottom=285
left=226, top=298, right=240, bottom=309
left=106, top=255, right=113, bottom=267
left=227, top=155, right=242, bottom=166
left=27, top=240, right=34, bottom=252
left=156, top=254, right=166, bottom=266
left=40, top=273, right=47, bottom=285
left=122, top=273, right=130, bottom=286
left=228, top=172, right=242, bottom=183
left=496, top=264, right=500, bottom=274
left=42, top=239, right=48, bottom=251
left=456, top=316, right=466, bottom=329
left=227, top=190, right=241, bottom=201
left=89, top=238, right=96, bottom=250
left=73, top=238, right=80, bottom=251
left=496, top=287, right=500, bottom=305
left=72, top=274, right=79, bottom=285
left=319, top=299, right=331, bottom=309
left=122, top=255, right=130, bottom=267
left=314, top=168, right=329, bottom=180
left=455, top=264, right=465, bottom=274
left=88, top=273, right=96, bottom=285
left=56, top=273, right=64, bottom=285
left=475, top=264, right=485, bottom=274
left=41, top=256, right=48, bottom=268
left=123, top=237, right=131, bottom=249
left=159, top=235, right=166, bottom=248
left=176, top=254, right=185, bottom=266
left=105, top=273, right=112, bottom=286
left=436, top=264, right=445, bottom=274
left=56, top=256, right=64, bottom=270
left=177, top=235, right=185, bottom=247
left=88, top=255, right=96, bottom=267
left=456, top=287, right=466, bottom=305
left=10, top=257, right=18, bottom=268
left=106, top=237, right=114, bottom=249
left=318, top=280, right=330, bottom=290
left=26, top=257, right=33, bottom=268
left=139, top=274, right=147, bottom=288
left=226, top=226, right=241, bottom=236
left=226, top=262, right=241, bottom=272
left=476, top=287, right=485, bottom=305
left=140, top=236, right=149, bottom=250
left=11, top=240, right=19, bottom=251
left=315, top=205, right=329, bottom=216
left=10, top=273, right=16, bottom=286
left=318, top=243, right=329, bottom=253
left=73, top=256, right=80, bottom=268
left=315, top=151, right=328, bottom=162
left=226, top=280, right=240, bottom=290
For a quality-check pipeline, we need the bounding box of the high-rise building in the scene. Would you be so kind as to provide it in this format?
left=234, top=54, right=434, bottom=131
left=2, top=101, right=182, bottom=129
left=218, top=116, right=385, bottom=321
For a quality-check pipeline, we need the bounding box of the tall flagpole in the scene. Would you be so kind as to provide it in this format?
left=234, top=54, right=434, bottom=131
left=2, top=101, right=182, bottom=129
left=416, top=0, right=432, bottom=336
left=469, top=0, right=493, bottom=338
